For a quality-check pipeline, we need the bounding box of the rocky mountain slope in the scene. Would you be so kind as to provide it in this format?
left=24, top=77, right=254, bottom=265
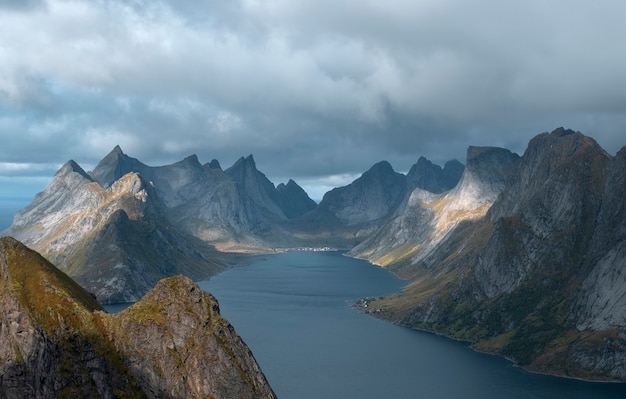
left=2, top=147, right=321, bottom=302
left=350, top=146, right=519, bottom=268
left=363, top=128, right=626, bottom=381
left=88, top=147, right=315, bottom=246
left=0, top=236, right=276, bottom=399
left=295, top=157, right=464, bottom=247
left=406, top=157, right=464, bottom=194
left=3, top=159, right=224, bottom=304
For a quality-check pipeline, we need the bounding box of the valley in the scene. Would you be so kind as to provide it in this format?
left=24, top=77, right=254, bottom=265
left=2, top=127, right=626, bottom=384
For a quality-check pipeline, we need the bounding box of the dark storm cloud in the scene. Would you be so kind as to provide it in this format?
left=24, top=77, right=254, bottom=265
left=0, top=0, right=45, bottom=11
left=1, top=0, right=626, bottom=199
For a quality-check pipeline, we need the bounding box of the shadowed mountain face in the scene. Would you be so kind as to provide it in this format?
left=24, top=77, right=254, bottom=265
left=0, top=237, right=276, bottom=399
left=406, top=156, right=464, bottom=194
left=317, top=161, right=408, bottom=226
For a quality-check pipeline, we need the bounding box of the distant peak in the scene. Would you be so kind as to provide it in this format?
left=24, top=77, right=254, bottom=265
left=207, top=159, right=221, bottom=170
left=368, top=160, right=394, bottom=174
left=409, top=156, right=440, bottom=175
left=416, top=156, right=433, bottom=166
left=183, top=154, right=200, bottom=165
left=58, top=160, right=93, bottom=181
left=110, top=145, right=124, bottom=156
left=229, top=154, right=257, bottom=171
left=244, top=154, right=256, bottom=166
left=277, top=179, right=300, bottom=191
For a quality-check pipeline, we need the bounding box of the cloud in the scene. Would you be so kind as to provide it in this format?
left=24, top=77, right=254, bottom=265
left=0, top=0, right=625, bottom=195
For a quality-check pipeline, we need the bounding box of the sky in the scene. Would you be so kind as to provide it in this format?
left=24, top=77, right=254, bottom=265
left=1, top=0, right=626, bottom=204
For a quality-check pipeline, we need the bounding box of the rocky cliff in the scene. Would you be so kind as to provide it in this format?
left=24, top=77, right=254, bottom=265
left=4, top=160, right=224, bottom=304
left=317, top=161, right=407, bottom=226
left=350, top=146, right=518, bottom=269
left=363, top=128, right=626, bottom=381
left=2, top=147, right=321, bottom=302
left=0, top=236, right=276, bottom=399
left=406, top=157, right=464, bottom=194
left=88, top=147, right=316, bottom=246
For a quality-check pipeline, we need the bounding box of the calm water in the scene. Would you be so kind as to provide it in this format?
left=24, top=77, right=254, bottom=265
left=197, top=251, right=626, bottom=399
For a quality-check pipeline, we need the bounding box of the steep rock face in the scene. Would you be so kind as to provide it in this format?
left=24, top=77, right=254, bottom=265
left=317, top=161, right=407, bottom=226
left=406, top=157, right=464, bottom=194
left=10, top=160, right=104, bottom=238
left=225, top=155, right=287, bottom=221
left=575, top=145, right=626, bottom=330
left=4, top=168, right=224, bottom=304
left=89, top=145, right=150, bottom=189
left=351, top=146, right=518, bottom=268
left=276, top=179, right=318, bottom=219
left=0, top=237, right=145, bottom=398
left=475, top=129, right=610, bottom=297
left=366, top=128, right=626, bottom=381
left=294, top=156, right=462, bottom=248
left=106, top=276, right=276, bottom=399
left=90, top=149, right=318, bottom=245
left=0, top=237, right=276, bottom=399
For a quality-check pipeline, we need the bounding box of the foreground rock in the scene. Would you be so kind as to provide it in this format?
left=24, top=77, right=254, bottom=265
left=0, top=237, right=276, bottom=399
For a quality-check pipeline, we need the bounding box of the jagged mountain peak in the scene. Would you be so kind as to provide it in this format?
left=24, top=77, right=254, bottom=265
left=230, top=154, right=256, bottom=169
left=317, top=160, right=406, bottom=226
left=206, top=159, right=222, bottom=170
left=225, top=154, right=263, bottom=183
left=89, top=145, right=148, bottom=188
left=279, top=179, right=299, bottom=189
left=405, top=156, right=465, bottom=194
left=276, top=178, right=317, bottom=219
left=367, top=160, right=395, bottom=175
left=524, top=127, right=608, bottom=162
left=489, top=128, right=610, bottom=221
left=58, top=159, right=93, bottom=182
left=182, top=154, right=201, bottom=166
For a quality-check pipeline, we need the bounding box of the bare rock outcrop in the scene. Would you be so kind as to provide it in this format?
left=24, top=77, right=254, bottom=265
left=0, top=236, right=276, bottom=399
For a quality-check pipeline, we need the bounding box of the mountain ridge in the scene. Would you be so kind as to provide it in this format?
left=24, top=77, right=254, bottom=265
left=4, top=127, right=626, bottom=381
left=361, top=128, right=626, bottom=381
left=0, top=236, right=276, bottom=398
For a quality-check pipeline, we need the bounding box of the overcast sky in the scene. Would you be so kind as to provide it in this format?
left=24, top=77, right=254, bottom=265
left=1, top=0, right=626, bottom=202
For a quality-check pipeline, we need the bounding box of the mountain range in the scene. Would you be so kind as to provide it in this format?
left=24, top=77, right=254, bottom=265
left=359, top=128, right=626, bottom=381
left=2, top=127, right=626, bottom=381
